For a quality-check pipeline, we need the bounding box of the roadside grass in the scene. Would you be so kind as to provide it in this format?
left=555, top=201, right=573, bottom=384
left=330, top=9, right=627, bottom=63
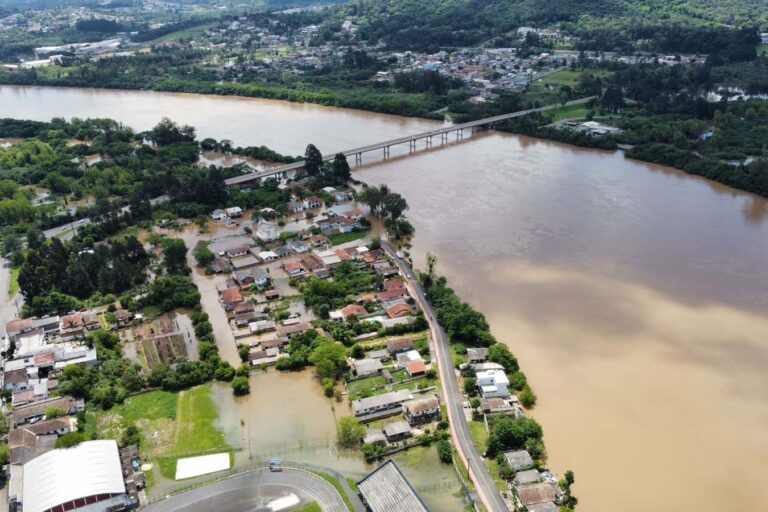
left=328, top=229, right=369, bottom=246
left=468, top=420, right=488, bottom=450
left=8, top=266, right=19, bottom=298
left=318, top=472, right=355, bottom=511
left=760, top=44, right=768, bottom=57
left=157, top=22, right=218, bottom=42
left=467, top=421, right=506, bottom=491
left=293, top=503, right=321, bottom=512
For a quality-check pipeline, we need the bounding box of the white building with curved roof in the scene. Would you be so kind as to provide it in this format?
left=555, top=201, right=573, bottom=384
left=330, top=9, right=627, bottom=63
left=20, top=439, right=129, bottom=512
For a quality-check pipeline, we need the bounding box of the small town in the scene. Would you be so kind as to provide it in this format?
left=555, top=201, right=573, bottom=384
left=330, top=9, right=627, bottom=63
left=0, top=0, right=766, bottom=511
left=0, top=126, right=574, bottom=512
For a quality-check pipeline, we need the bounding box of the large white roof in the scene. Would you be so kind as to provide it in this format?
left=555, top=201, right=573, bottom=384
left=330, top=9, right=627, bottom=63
left=23, top=440, right=125, bottom=512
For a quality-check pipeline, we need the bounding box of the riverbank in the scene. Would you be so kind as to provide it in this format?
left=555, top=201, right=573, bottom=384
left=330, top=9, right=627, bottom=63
left=358, top=136, right=768, bottom=512
left=2, top=79, right=763, bottom=199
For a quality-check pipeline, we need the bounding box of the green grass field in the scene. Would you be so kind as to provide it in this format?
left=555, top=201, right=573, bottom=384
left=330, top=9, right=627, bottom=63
left=538, top=70, right=583, bottom=87
left=88, top=386, right=231, bottom=482
left=157, top=22, right=218, bottom=42
left=173, top=384, right=229, bottom=456
left=121, top=390, right=178, bottom=424
left=547, top=103, right=591, bottom=122
left=8, top=266, right=19, bottom=298
left=760, top=44, right=768, bottom=57
left=329, top=230, right=369, bottom=246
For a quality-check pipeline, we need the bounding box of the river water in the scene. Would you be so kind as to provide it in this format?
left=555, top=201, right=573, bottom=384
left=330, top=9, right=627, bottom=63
left=2, top=85, right=767, bottom=512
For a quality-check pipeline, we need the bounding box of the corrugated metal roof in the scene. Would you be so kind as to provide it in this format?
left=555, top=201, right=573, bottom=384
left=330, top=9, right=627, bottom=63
left=357, top=460, right=428, bottom=512
left=22, top=440, right=125, bottom=512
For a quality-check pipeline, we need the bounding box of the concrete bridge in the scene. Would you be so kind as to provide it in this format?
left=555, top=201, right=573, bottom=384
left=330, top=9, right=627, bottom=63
left=224, top=97, right=593, bottom=186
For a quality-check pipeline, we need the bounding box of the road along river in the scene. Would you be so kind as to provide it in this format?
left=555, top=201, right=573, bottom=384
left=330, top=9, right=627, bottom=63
left=2, top=85, right=768, bottom=512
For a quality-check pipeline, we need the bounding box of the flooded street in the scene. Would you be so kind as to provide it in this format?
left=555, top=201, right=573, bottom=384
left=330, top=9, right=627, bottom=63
left=210, top=371, right=465, bottom=511
left=4, top=85, right=768, bottom=511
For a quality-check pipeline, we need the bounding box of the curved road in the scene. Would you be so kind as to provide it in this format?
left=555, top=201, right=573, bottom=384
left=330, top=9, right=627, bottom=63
left=142, top=468, right=348, bottom=512
left=382, top=243, right=509, bottom=512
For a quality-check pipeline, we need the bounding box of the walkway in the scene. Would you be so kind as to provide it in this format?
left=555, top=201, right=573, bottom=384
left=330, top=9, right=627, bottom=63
left=225, top=97, right=594, bottom=186
left=381, top=242, right=509, bottom=512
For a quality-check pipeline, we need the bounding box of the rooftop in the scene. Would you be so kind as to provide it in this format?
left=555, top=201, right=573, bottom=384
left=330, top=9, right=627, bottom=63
left=357, top=460, right=428, bottom=512
left=22, top=440, right=126, bottom=512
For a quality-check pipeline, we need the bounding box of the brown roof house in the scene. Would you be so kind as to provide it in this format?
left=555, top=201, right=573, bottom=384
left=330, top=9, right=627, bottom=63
left=403, top=395, right=441, bottom=426
left=387, top=338, right=414, bottom=355
left=219, top=287, right=243, bottom=311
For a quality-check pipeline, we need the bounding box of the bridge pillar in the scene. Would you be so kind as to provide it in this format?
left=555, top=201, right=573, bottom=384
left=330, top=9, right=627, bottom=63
left=442, top=132, right=448, bottom=143
left=355, top=153, right=361, bottom=164
left=426, top=136, right=432, bottom=147
left=456, top=129, right=463, bottom=139
left=383, top=146, right=390, bottom=158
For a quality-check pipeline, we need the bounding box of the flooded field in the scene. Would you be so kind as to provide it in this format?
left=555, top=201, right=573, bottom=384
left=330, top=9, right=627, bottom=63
left=209, top=370, right=466, bottom=511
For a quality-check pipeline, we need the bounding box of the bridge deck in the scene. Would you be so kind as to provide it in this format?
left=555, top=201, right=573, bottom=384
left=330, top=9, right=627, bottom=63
left=225, top=97, right=593, bottom=185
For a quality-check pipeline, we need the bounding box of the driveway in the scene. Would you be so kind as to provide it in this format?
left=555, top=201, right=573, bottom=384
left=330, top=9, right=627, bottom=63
left=142, top=468, right=348, bottom=512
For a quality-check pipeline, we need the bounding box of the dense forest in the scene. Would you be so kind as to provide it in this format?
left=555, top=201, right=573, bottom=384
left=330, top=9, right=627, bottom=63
left=336, top=0, right=766, bottom=51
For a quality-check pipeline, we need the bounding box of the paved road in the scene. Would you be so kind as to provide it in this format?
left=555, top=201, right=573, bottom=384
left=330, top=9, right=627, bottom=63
left=225, top=97, right=595, bottom=186
left=382, top=243, right=509, bottom=512
left=142, top=468, right=349, bottom=512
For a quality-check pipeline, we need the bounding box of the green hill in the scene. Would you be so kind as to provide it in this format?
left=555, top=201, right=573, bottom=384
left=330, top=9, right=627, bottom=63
left=339, top=0, right=767, bottom=49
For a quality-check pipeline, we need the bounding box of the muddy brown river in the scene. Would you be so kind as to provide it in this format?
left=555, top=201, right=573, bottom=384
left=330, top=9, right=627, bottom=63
left=2, top=85, right=767, bottom=512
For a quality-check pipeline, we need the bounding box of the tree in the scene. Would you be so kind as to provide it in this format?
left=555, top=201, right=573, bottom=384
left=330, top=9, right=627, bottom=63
left=487, top=417, right=543, bottom=457
left=55, top=432, right=88, bottom=448
left=463, top=376, right=476, bottom=395
left=437, top=439, right=453, bottom=463
left=519, top=384, right=537, bottom=408
left=45, top=406, right=67, bottom=419
left=121, top=424, right=141, bottom=447
left=424, top=252, right=437, bottom=288
left=304, top=144, right=323, bottom=176
left=309, top=342, right=348, bottom=379
left=337, top=417, right=366, bottom=447
left=381, top=192, right=408, bottom=223
left=350, top=344, right=365, bottom=359
left=238, top=344, right=250, bottom=362
left=322, top=377, right=335, bottom=397
left=333, top=153, right=351, bottom=182
left=488, top=344, right=519, bottom=373
left=560, top=470, right=578, bottom=509
left=232, top=376, right=250, bottom=396
left=194, top=242, right=215, bottom=267
left=162, top=238, right=188, bottom=275
left=149, top=117, right=196, bottom=146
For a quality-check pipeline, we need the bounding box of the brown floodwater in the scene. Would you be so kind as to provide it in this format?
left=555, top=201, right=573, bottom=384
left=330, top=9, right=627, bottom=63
left=4, top=85, right=768, bottom=511
left=210, top=371, right=465, bottom=511
left=360, top=134, right=768, bottom=512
